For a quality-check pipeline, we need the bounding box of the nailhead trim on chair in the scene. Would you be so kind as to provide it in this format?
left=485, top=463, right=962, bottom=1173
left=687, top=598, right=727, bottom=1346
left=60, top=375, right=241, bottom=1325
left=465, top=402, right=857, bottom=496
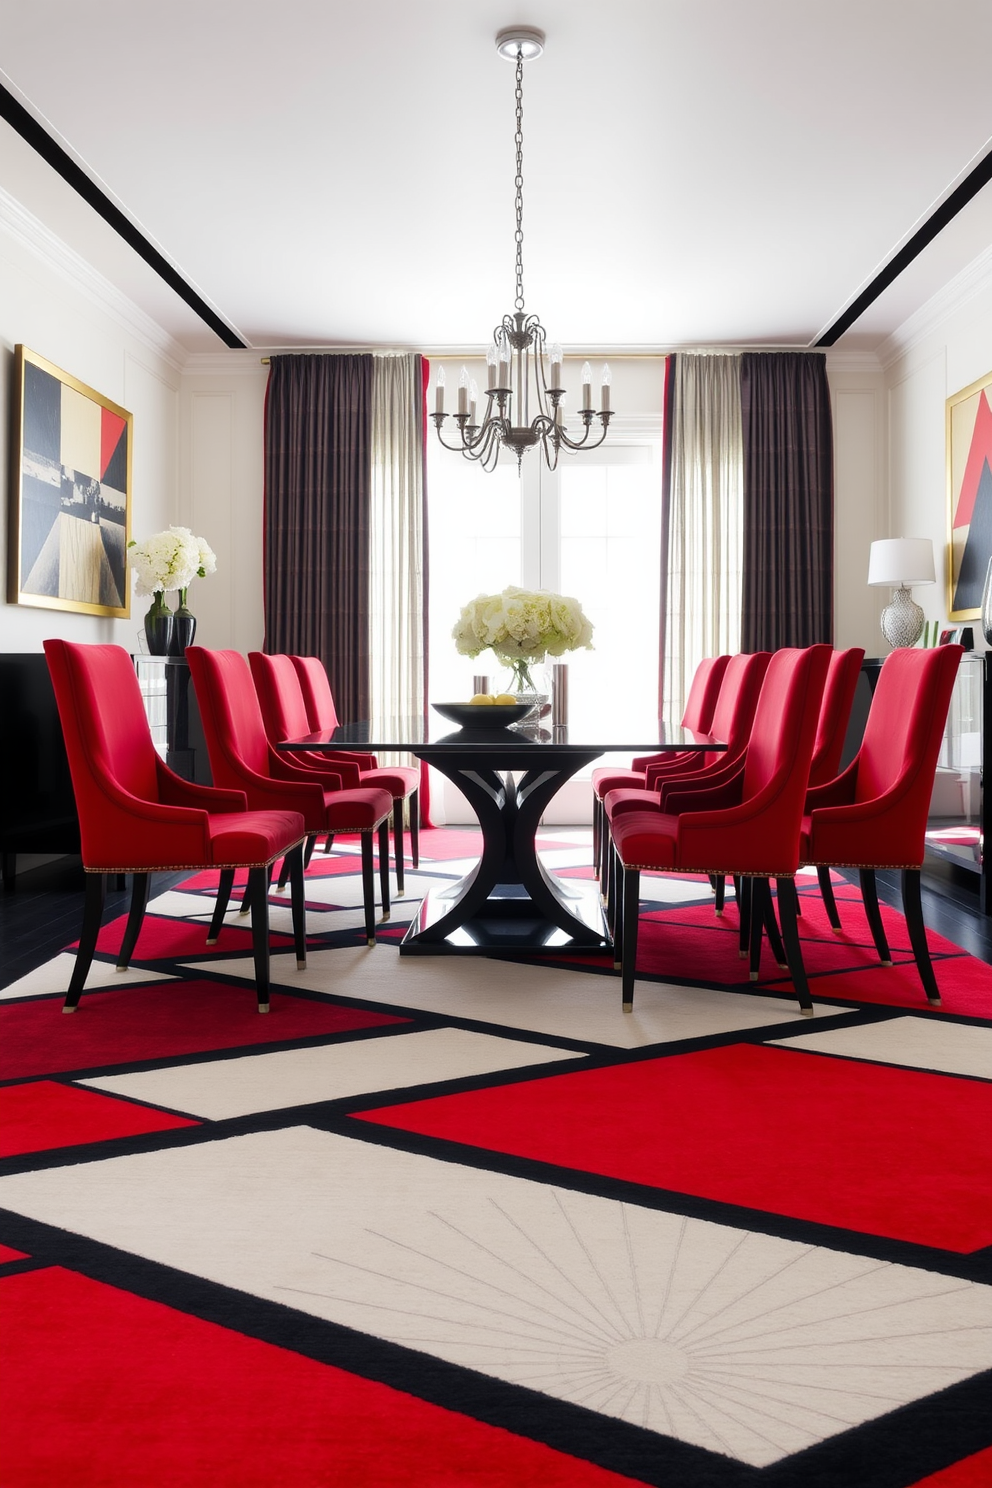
left=83, top=837, right=308, bottom=874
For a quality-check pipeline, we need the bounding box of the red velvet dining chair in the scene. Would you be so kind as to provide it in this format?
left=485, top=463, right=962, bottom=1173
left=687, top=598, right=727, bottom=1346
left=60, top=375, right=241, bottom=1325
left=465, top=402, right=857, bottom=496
left=590, top=654, right=730, bottom=873
left=610, top=645, right=831, bottom=1014
left=288, top=654, right=420, bottom=893
left=44, top=640, right=308, bottom=1014
left=800, top=645, right=963, bottom=1006
left=187, top=648, right=394, bottom=946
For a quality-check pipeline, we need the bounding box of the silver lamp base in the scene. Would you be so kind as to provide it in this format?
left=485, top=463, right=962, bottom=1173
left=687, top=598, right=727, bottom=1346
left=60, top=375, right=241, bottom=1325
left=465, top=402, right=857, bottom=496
left=880, top=586, right=925, bottom=648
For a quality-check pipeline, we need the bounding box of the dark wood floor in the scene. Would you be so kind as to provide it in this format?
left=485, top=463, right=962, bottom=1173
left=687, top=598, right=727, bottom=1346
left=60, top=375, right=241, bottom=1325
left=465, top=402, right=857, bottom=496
left=2, top=851, right=991, bottom=993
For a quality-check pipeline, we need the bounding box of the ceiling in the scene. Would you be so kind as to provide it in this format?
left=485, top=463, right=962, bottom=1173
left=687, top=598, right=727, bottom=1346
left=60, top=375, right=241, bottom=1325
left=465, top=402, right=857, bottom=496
left=1, top=0, right=991, bottom=356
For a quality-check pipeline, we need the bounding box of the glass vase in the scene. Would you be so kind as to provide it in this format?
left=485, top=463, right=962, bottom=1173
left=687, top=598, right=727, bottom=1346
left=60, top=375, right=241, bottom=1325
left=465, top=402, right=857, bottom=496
left=502, top=658, right=549, bottom=718
left=169, top=587, right=197, bottom=656
left=144, top=592, right=174, bottom=656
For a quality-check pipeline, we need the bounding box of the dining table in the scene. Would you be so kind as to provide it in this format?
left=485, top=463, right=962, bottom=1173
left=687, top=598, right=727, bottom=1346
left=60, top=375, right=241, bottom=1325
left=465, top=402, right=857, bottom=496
left=278, top=710, right=726, bottom=957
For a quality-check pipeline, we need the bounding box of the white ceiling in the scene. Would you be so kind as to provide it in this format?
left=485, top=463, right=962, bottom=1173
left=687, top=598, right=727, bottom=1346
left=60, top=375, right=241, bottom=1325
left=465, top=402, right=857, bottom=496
left=1, top=0, right=991, bottom=356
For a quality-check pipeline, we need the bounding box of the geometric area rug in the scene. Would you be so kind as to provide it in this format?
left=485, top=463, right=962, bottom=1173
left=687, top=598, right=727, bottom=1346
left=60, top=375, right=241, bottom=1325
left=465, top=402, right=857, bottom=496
left=1, top=828, right=990, bottom=1487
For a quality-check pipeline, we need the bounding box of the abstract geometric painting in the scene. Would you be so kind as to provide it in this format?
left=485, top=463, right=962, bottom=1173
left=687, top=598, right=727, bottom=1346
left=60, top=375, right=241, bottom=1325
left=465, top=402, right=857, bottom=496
left=947, top=368, right=992, bottom=620
left=7, top=345, right=132, bottom=617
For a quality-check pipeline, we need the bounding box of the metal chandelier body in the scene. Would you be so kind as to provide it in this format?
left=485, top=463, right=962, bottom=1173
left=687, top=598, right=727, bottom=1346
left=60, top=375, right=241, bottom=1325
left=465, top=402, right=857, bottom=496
left=432, top=27, right=613, bottom=472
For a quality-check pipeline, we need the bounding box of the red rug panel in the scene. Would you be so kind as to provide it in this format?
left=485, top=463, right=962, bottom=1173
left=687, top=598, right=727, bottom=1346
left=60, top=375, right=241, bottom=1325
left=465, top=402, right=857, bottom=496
left=764, top=955, right=992, bottom=1018
left=909, top=1447, right=992, bottom=1486
left=0, top=1267, right=645, bottom=1488
left=0, top=981, right=407, bottom=1081
left=0, top=1243, right=29, bottom=1262
left=0, top=1082, right=198, bottom=1158
left=91, top=913, right=294, bottom=960
left=357, top=1044, right=992, bottom=1253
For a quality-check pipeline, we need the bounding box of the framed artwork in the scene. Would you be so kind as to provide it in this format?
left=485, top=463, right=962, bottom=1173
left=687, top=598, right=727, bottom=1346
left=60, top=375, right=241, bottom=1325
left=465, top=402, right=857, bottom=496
left=7, top=345, right=132, bottom=617
left=947, top=366, right=992, bottom=621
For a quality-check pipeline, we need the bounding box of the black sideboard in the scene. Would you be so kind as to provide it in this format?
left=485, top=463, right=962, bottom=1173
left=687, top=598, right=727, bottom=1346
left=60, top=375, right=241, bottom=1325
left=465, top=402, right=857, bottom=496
left=0, top=653, right=80, bottom=889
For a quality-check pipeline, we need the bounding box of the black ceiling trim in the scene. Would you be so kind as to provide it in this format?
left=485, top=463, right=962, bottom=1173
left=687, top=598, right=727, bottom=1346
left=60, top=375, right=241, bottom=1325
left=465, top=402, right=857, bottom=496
left=816, top=145, right=992, bottom=346
left=0, top=80, right=246, bottom=350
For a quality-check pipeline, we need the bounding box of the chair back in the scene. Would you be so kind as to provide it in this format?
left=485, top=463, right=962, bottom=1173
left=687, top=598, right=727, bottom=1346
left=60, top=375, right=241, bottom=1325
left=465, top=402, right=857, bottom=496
left=707, top=651, right=772, bottom=758
left=808, top=647, right=865, bottom=788
left=43, top=641, right=163, bottom=862
left=186, top=648, right=272, bottom=787
left=741, top=645, right=832, bottom=831
left=249, top=652, right=313, bottom=744
left=855, top=645, right=963, bottom=814
left=680, top=654, right=730, bottom=733
left=291, top=656, right=339, bottom=733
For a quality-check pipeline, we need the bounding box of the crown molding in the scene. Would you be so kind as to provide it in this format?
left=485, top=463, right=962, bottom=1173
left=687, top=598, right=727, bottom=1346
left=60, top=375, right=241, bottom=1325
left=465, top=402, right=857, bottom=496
left=182, top=349, right=270, bottom=378
left=877, top=242, right=992, bottom=371
left=823, top=349, right=884, bottom=376
left=0, top=185, right=187, bottom=371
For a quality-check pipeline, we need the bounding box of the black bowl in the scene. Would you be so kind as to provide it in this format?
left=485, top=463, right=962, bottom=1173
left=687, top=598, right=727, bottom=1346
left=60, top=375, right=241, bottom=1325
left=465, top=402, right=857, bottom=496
left=432, top=701, right=532, bottom=730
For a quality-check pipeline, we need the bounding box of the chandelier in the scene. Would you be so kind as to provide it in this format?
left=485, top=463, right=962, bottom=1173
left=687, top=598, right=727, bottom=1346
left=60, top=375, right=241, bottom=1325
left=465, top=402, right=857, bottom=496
left=431, top=27, right=613, bottom=473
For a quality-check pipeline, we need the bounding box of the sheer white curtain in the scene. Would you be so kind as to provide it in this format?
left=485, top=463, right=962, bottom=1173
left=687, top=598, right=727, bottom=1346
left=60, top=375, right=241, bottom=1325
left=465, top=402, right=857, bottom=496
left=664, top=353, right=743, bottom=720
left=370, top=353, right=424, bottom=769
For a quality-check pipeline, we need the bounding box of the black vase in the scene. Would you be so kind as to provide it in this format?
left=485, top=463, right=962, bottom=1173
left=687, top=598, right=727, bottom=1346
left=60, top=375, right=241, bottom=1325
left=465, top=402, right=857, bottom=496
left=169, top=605, right=196, bottom=656
left=144, top=595, right=174, bottom=656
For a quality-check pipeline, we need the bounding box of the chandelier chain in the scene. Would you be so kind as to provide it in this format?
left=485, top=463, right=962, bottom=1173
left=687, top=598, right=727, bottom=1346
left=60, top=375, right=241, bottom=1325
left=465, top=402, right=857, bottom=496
left=513, top=52, right=525, bottom=313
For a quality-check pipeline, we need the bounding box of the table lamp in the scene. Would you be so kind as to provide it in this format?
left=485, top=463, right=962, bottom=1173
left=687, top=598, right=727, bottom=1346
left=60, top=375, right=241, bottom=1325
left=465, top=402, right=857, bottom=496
left=867, top=538, right=936, bottom=648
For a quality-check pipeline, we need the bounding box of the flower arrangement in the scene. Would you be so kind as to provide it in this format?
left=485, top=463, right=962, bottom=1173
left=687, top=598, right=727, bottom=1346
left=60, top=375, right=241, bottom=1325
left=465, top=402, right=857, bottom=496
left=453, top=585, right=593, bottom=691
left=129, top=527, right=217, bottom=601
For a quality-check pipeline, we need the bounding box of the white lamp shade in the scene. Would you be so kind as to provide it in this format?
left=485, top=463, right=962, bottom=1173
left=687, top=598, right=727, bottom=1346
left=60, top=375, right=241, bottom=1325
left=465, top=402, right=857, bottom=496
left=867, top=537, right=936, bottom=587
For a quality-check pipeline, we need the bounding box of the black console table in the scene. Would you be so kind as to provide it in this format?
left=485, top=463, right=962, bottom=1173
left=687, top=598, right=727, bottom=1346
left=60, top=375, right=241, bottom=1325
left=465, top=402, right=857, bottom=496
left=0, top=653, right=80, bottom=889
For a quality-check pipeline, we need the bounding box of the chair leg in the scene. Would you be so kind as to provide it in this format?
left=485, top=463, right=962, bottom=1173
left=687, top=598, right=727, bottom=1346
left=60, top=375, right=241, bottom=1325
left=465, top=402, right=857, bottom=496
left=287, top=843, right=307, bottom=970
left=713, top=875, right=726, bottom=915
left=762, top=886, right=788, bottom=970
left=775, top=877, right=814, bottom=1016
left=817, top=865, right=843, bottom=931
left=606, top=838, right=620, bottom=946
left=378, top=819, right=391, bottom=921
left=361, top=832, right=377, bottom=946
left=409, top=789, right=420, bottom=869
left=247, top=866, right=271, bottom=1013
left=613, top=846, right=624, bottom=969
left=738, top=876, right=751, bottom=957
left=277, top=833, right=315, bottom=891
left=902, top=868, right=941, bottom=1005
left=207, top=869, right=235, bottom=945
left=860, top=868, right=892, bottom=965
left=747, top=877, right=766, bottom=979
left=116, top=873, right=151, bottom=971
left=592, top=795, right=601, bottom=874
left=393, top=798, right=406, bottom=895
left=621, top=866, right=641, bottom=1012
left=64, top=872, right=107, bottom=1012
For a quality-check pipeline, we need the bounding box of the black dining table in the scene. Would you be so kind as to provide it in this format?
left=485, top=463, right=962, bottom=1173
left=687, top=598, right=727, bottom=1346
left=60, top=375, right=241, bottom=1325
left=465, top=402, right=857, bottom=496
left=279, top=711, right=726, bottom=956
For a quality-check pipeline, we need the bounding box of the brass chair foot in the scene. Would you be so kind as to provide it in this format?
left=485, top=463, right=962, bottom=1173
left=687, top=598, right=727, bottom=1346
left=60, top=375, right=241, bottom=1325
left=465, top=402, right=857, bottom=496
left=800, top=1006, right=814, bottom=1018
left=613, top=959, right=622, bottom=970
left=715, top=909, right=723, bottom=917
left=622, top=1001, right=633, bottom=1013
left=296, top=957, right=306, bottom=970
left=381, top=910, right=391, bottom=921
left=749, top=971, right=759, bottom=981
left=927, top=995, right=942, bottom=1007
left=257, top=1002, right=270, bottom=1014
left=238, top=907, right=250, bottom=917
left=881, top=959, right=894, bottom=967
left=116, top=964, right=128, bottom=973
left=777, top=961, right=789, bottom=971
left=367, top=937, right=376, bottom=947
left=739, top=949, right=748, bottom=959
left=205, top=936, right=218, bottom=946
left=62, top=1005, right=77, bottom=1014
left=832, top=927, right=844, bottom=935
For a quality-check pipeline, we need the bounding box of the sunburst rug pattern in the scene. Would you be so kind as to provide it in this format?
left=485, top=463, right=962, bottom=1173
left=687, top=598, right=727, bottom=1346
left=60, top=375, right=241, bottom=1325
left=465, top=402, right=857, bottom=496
left=1, top=829, right=991, bottom=1488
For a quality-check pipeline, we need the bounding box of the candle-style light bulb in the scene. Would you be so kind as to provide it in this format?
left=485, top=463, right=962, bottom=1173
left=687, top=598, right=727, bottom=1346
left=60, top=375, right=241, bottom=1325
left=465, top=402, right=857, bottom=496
left=469, top=378, right=479, bottom=422
left=458, top=365, right=470, bottom=416
left=549, top=342, right=563, bottom=390
left=486, top=342, right=498, bottom=389
left=581, top=361, right=593, bottom=411
left=435, top=366, right=446, bottom=415
left=600, top=362, right=612, bottom=413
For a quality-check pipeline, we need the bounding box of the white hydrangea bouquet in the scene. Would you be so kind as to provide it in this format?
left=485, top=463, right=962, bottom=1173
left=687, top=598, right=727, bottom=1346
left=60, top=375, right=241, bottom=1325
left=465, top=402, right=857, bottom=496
left=129, top=526, right=217, bottom=602
left=453, top=585, right=594, bottom=692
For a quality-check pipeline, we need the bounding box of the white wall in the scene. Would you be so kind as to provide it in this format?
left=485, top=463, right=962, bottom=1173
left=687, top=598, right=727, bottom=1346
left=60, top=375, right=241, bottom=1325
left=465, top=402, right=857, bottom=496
left=0, top=193, right=182, bottom=655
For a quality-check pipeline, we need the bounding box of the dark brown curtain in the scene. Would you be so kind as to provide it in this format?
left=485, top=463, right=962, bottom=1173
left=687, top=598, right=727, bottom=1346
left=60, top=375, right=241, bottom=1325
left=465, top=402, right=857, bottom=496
left=657, top=352, right=676, bottom=719
left=263, top=353, right=374, bottom=720
left=740, top=352, right=833, bottom=651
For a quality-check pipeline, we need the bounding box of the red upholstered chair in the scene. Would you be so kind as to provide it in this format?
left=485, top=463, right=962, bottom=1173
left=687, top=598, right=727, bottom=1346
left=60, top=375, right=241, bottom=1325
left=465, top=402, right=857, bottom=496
left=187, top=648, right=393, bottom=946
left=610, top=645, right=831, bottom=1014
left=288, top=654, right=420, bottom=893
left=44, top=640, right=307, bottom=1013
left=590, top=654, right=730, bottom=872
left=800, top=645, right=963, bottom=1005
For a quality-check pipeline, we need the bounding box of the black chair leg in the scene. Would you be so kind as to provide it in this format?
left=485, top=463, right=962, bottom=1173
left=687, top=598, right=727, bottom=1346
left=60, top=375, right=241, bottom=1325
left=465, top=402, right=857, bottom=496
left=775, top=877, right=814, bottom=1016
left=287, top=844, right=307, bottom=970
left=65, top=872, right=106, bottom=1012
left=860, top=868, right=892, bottom=965
left=393, top=798, right=405, bottom=895
left=361, top=832, right=377, bottom=946
left=738, top=876, right=751, bottom=958
left=747, top=877, right=766, bottom=979
left=277, top=833, right=315, bottom=891
left=818, top=865, right=843, bottom=931
left=621, top=866, right=641, bottom=1012
left=247, top=866, right=271, bottom=1012
left=712, top=875, right=726, bottom=915
left=902, top=868, right=941, bottom=1005
left=613, top=847, right=624, bottom=969
left=409, top=789, right=420, bottom=869
left=762, top=886, right=788, bottom=970
left=116, top=873, right=152, bottom=971
left=592, top=796, right=601, bottom=873
left=207, top=868, right=236, bottom=945
left=378, top=819, right=391, bottom=920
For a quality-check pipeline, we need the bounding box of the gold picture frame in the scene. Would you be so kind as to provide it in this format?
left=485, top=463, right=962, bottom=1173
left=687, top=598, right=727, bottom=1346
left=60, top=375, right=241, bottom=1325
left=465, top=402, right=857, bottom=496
left=947, top=366, right=992, bottom=621
left=7, top=345, right=132, bottom=617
